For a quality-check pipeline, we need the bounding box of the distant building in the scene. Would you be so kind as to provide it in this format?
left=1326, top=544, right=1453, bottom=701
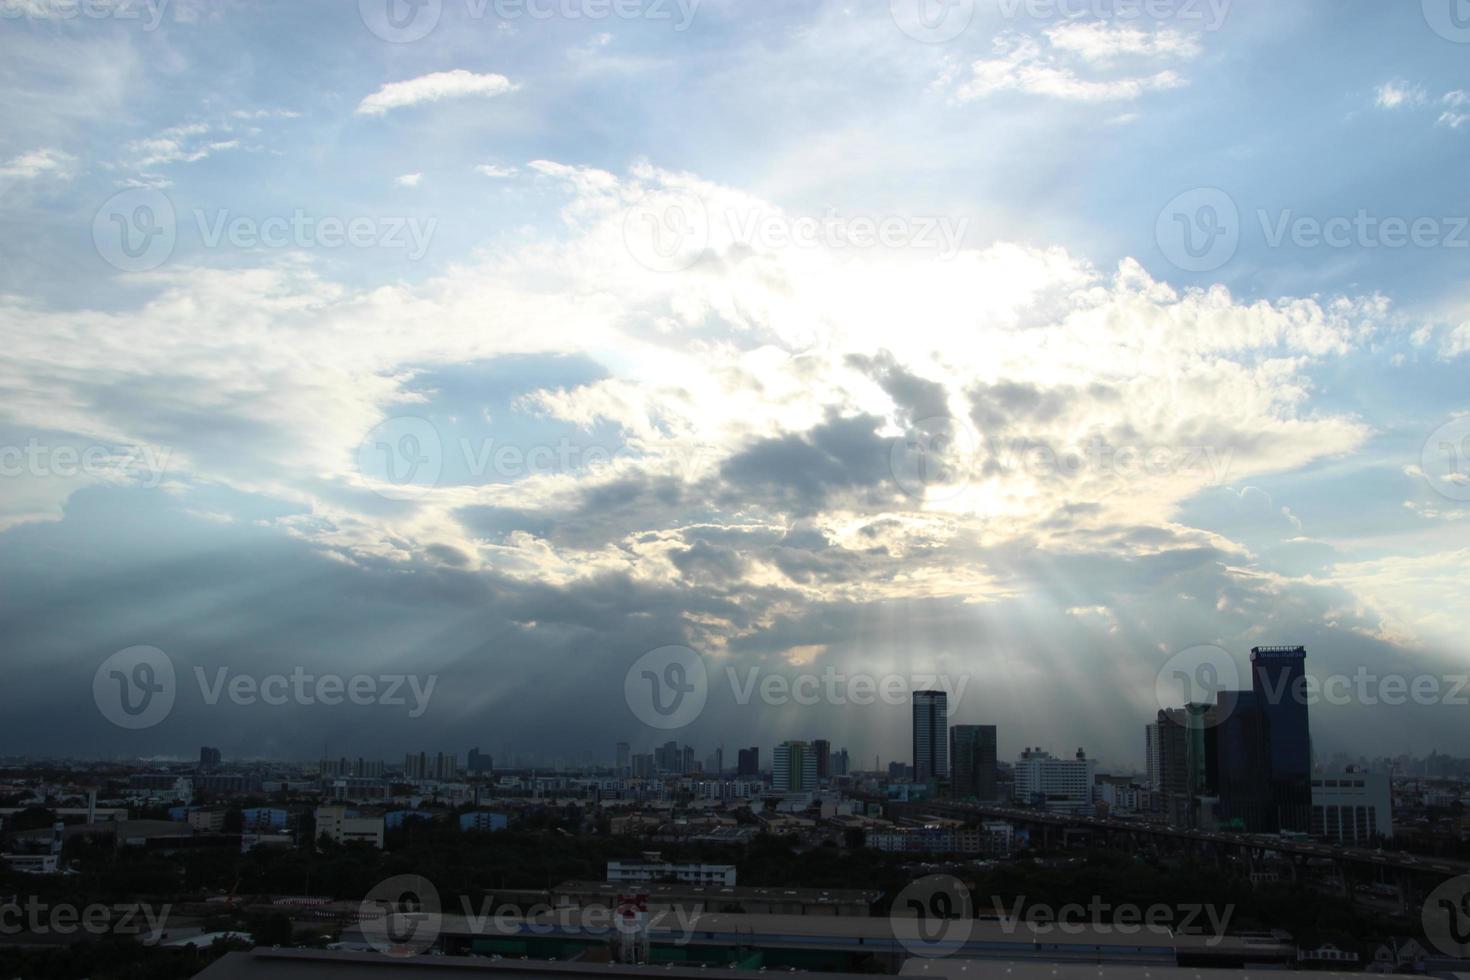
left=737, top=747, right=759, bottom=776
left=459, top=811, right=509, bottom=833
left=187, top=809, right=227, bottom=833
left=1312, top=769, right=1392, bottom=843
left=314, top=806, right=384, bottom=848
left=198, top=746, right=222, bottom=768
left=1013, top=747, right=1094, bottom=812
left=467, top=748, right=494, bottom=773
left=832, top=748, right=850, bottom=777
left=616, top=742, right=631, bottom=775
left=813, top=740, right=832, bottom=780
left=404, top=751, right=459, bottom=782
left=772, top=741, right=818, bottom=795
left=950, top=725, right=998, bottom=801
left=1216, top=646, right=1312, bottom=833
left=912, top=691, right=949, bottom=783
left=242, top=807, right=288, bottom=831
left=607, top=860, right=736, bottom=887
left=631, top=753, right=655, bottom=779
left=1252, top=646, right=1312, bottom=833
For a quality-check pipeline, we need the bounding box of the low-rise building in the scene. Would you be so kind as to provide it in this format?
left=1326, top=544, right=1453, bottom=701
left=314, top=806, right=384, bottom=848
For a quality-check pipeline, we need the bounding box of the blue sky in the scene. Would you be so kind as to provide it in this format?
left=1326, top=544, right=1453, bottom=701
left=1, top=0, right=1468, bottom=769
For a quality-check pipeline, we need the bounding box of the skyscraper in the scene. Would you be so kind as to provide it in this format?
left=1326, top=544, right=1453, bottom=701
left=950, top=725, right=998, bottom=800
left=1215, top=690, right=1270, bottom=830
left=813, top=739, right=832, bottom=780
left=912, top=691, right=949, bottom=783
left=772, top=741, right=818, bottom=794
left=1252, top=645, right=1312, bottom=832
left=615, top=741, right=631, bottom=775
left=737, top=746, right=759, bottom=776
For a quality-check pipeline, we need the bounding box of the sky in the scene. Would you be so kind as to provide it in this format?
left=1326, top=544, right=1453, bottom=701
left=1, top=0, right=1469, bottom=771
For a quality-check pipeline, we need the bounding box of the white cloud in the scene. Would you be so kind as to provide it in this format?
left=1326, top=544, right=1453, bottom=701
left=1374, top=79, right=1427, bottom=109
left=0, top=147, right=77, bottom=181
left=355, top=70, right=519, bottom=117
left=949, top=28, right=1193, bottom=104
left=395, top=172, right=423, bottom=187
left=475, top=163, right=519, bottom=178
left=127, top=122, right=242, bottom=167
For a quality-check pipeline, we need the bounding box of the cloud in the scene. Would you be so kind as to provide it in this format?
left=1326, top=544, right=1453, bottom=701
left=1374, top=79, right=1427, bottom=109
left=395, top=172, right=423, bottom=187
left=0, top=147, right=76, bottom=181
left=126, top=122, right=242, bottom=168
left=2, top=160, right=1459, bottom=763
left=475, top=164, right=519, bottom=178
left=355, top=70, right=519, bottom=117
left=948, top=26, right=1195, bottom=104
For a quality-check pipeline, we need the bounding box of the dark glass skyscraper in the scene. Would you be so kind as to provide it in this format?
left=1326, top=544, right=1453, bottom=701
left=912, top=691, right=949, bottom=783
left=1252, top=645, right=1312, bottom=832
left=1215, top=646, right=1312, bottom=832
left=950, top=725, right=998, bottom=800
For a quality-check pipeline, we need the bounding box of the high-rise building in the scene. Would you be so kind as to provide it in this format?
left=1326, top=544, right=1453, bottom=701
left=772, top=741, right=818, bottom=795
left=631, top=753, right=655, bottom=779
left=404, top=751, right=459, bottom=782
left=616, top=742, right=631, bottom=775
left=737, top=747, right=759, bottom=776
left=199, top=746, right=222, bottom=768
left=1215, top=689, right=1270, bottom=831
left=1252, top=645, right=1312, bottom=832
left=813, top=739, right=832, bottom=780
left=912, top=691, right=949, bottom=783
left=833, top=748, right=850, bottom=777
left=950, top=725, right=998, bottom=800
left=1013, top=747, right=1094, bottom=812
left=1153, top=704, right=1215, bottom=827
left=1213, top=646, right=1312, bottom=834
left=1144, top=721, right=1162, bottom=792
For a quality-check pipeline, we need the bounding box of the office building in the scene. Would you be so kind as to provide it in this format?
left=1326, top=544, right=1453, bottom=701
left=199, top=746, right=222, bottom=768
left=314, top=806, right=384, bottom=848
left=813, top=739, right=832, bottom=780
left=616, top=742, right=631, bottom=774
left=1012, top=747, right=1095, bottom=812
left=404, top=751, right=459, bottom=782
left=1252, top=646, right=1312, bottom=833
left=1215, top=690, right=1271, bottom=831
left=832, top=747, right=849, bottom=777
left=737, top=747, right=759, bottom=776
left=1155, top=704, right=1216, bottom=828
left=1311, top=768, right=1393, bottom=844
left=631, top=753, right=655, bottom=779
left=912, top=690, right=949, bottom=783
left=467, top=748, right=494, bottom=773
left=950, top=725, right=998, bottom=801
left=772, top=741, right=818, bottom=795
